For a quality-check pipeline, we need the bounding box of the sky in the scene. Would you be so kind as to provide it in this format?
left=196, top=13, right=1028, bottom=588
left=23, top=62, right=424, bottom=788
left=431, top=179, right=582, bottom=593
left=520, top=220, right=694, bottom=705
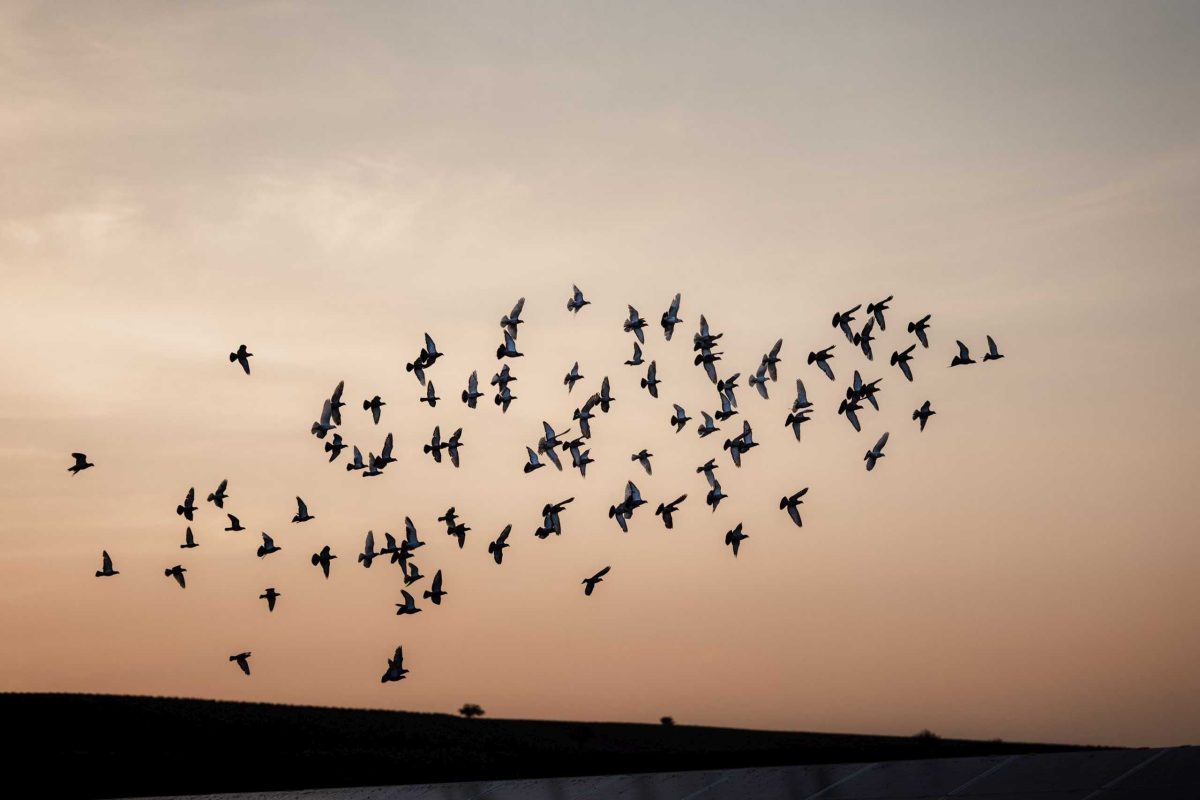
left=1, top=1, right=1199, bottom=748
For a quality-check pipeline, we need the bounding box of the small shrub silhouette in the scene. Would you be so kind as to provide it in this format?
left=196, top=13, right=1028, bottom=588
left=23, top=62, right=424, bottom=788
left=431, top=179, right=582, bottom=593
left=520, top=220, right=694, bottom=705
left=458, top=703, right=485, bottom=719
left=660, top=716, right=675, bottom=726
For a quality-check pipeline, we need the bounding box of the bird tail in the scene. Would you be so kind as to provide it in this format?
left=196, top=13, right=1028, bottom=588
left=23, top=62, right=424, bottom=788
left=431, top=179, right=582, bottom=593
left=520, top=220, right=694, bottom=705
left=311, top=554, right=320, bottom=566
left=229, top=352, right=237, bottom=362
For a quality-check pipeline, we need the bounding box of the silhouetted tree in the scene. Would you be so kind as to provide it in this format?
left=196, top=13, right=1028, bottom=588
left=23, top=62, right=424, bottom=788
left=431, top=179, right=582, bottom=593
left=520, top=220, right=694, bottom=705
left=458, top=703, right=485, bottom=719
left=914, top=729, right=941, bottom=745
left=660, top=716, right=675, bottom=726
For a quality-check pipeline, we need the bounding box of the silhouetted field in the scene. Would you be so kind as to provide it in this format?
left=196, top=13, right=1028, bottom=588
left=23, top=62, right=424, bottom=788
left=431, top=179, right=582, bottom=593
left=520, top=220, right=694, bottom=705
left=3, top=693, right=1089, bottom=798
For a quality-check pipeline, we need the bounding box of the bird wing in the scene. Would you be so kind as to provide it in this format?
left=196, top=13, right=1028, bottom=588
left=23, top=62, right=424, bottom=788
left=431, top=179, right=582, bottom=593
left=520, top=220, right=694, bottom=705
left=900, top=360, right=913, bottom=382
left=262, top=532, right=274, bottom=547
left=510, top=297, right=525, bottom=319
left=957, top=340, right=970, bottom=359
left=185, top=487, right=195, bottom=505
left=102, top=551, right=112, bottom=571
left=787, top=505, right=802, bottom=527
left=874, top=432, right=889, bottom=453
left=987, top=335, right=999, bottom=355
left=593, top=566, right=611, bottom=580
left=498, top=524, right=511, bottom=544
left=818, top=360, right=834, bottom=381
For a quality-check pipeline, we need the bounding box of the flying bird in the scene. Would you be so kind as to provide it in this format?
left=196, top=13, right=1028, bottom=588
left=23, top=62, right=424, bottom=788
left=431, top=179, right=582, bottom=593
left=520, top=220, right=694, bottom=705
left=324, top=433, right=346, bottom=463
left=780, top=489, right=809, bottom=528
left=749, top=363, right=770, bottom=399
left=229, top=344, right=253, bottom=375
left=982, top=335, right=1005, bottom=362
left=423, top=426, right=445, bottom=463
left=462, top=370, right=483, bottom=408
left=670, top=404, right=691, bottom=432
left=420, top=382, right=440, bottom=407
left=447, top=522, right=470, bottom=550
left=697, top=411, right=720, bottom=438
left=624, top=306, right=647, bottom=344
left=632, top=449, right=653, bottom=475
left=311, top=545, right=336, bottom=578
left=865, top=431, right=890, bottom=471
left=706, top=479, right=727, bottom=512
left=583, top=566, right=611, bottom=596
left=311, top=398, right=336, bottom=439
left=423, top=570, right=446, bottom=605
left=597, top=376, right=616, bottom=413
left=257, top=532, right=281, bottom=558
left=837, top=397, right=863, bottom=433
left=165, top=565, right=187, bottom=589
left=832, top=305, right=861, bottom=343
left=404, top=560, right=424, bottom=586
left=567, top=284, right=590, bottom=314
left=494, top=385, right=517, bottom=412
left=908, top=314, right=932, bottom=348
left=785, top=408, right=812, bottom=441
left=524, top=446, right=544, bottom=474
left=329, top=380, right=346, bottom=424
left=180, top=527, right=198, bottom=549
left=854, top=317, right=876, bottom=360
left=866, top=295, right=893, bottom=330
left=260, top=587, right=280, bottom=612
left=394, top=590, right=421, bottom=616
left=380, top=646, right=409, bottom=682
left=346, top=446, right=366, bottom=472
left=697, top=458, right=719, bottom=488
left=640, top=361, right=660, bottom=397
left=404, top=518, right=425, bottom=550
left=363, top=395, right=386, bottom=424
left=501, top=297, right=525, bottom=338
left=446, top=428, right=464, bottom=468
left=225, top=514, right=245, bottom=532
left=625, top=341, right=645, bottom=367
left=496, top=331, right=523, bottom=360
left=913, top=400, right=936, bottom=431
left=230, top=652, right=252, bottom=676
left=176, top=488, right=197, bottom=521
left=564, top=362, right=583, bottom=392
left=95, top=550, right=118, bottom=578
left=761, top=339, right=783, bottom=381
left=660, top=293, right=683, bottom=340
left=655, top=495, right=687, bottom=529
left=808, top=346, right=836, bottom=381
left=291, top=497, right=313, bottom=523
left=488, top=525, right=512, bottom=565
left=725, top=523, right=748, bottom=556
left=792, top=379, right=812, bottom=411
left=206, top=479, right=229, bottom=508
left=950, top=340, right=976, bottom=367
left=358, top=530, right=378, bottom=568
left=68, top=452, right=93, bottom=475
left=890, top=345, right=916, bottom=382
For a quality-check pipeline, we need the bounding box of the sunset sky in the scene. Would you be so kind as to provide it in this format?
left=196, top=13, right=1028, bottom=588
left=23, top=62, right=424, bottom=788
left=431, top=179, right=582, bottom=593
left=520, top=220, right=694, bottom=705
left=2, top=1, right=1198, bottom=748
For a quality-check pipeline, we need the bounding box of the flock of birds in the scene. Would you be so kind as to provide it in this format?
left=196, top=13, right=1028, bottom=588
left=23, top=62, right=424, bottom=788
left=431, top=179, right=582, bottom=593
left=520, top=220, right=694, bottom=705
left=80, top=287, right=1004, bottom=683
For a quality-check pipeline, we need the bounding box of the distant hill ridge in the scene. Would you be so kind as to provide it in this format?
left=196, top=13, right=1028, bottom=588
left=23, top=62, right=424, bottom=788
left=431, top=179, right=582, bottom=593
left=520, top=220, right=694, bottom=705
left=1, top=693, right=1089, bottom=799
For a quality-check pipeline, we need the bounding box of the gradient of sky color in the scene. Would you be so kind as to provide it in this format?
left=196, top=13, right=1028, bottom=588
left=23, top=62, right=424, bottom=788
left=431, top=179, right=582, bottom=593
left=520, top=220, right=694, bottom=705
left=2, top=1, right=1199, bottom=748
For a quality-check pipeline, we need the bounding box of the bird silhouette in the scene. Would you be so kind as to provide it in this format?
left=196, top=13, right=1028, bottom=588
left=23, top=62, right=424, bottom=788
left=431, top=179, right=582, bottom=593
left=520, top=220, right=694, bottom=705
left=462, top=370, right=483, bottom=408
left=670, top=404, right=692, bottom=432
left=424, top=570, right=446, bottom=605
left=260, top=587, right=280, bottom=612
left=625, top=341, right=645, bottom=367
left=95, top=550, right=118, bottom=577
left=808, top=346, right=836, bottom=381
left=257, top=532, right=281, bottom=558
left=564, top=362, right=583, bottom=392
left=363, top=395, right=386, bottom=424
left=165, top=565, right=187, bottom=588
left=488, top=525, right=512, bottom=564
left=447, top=522, right=470, bottom=550
left=761, top=339, right=783, bottom=382
left=785, top=408, right=812, bottom=441
left=496, top=331, right=523, bottom=360
left=501, top=298, right=525, bottom=338
left=832, top=305, right=861, bottom=343
left=68, top=452, right=93, bottom=475
left=908, top=314, right=932, bottom=348
left=982, top=335, right=1005, bottom=362
left=345, top=446, right=366, bottom=472
left=890, top=344, right=916, bottom=382
left=403, top=560, right=424, bottom=586
left=866, top=295, right=893, bottom=330
left=230, top=652, right=252, bottom=676
left=394, top=590, right=421, bottom=616
left=865, top=432, right=890, bottom=471
left=854, top=317, right=876, bottom=360
left=697, top=411, right=720, bottom=438
left=420, top=381, right=440, bottom=407
left=697, top=458, right=719, bottom=487
left=597, top=377, right=616, bottom=413
left=640, top=361, right=660, bottom=397
left=838, top=397, right=864, bottom=433
left=624, top=306, right=647, bottom=344
left=950, top=340, right=976, bottom=367
left=358, top=530, right=378, bottom=568
left=180, top=527, right=198, bottom=549
left=176, top=487, right=197, bottom=521
left=324, top=433, right=346, bottom=463
left=446, top=428, right=464, bottom=468
left=523, top=446, right=544, bottom=473
left=567, top=284, right=590, bottom=314
left=908, top=399, right=936, bottom=432
left=311, top=398, right=336, bottom=439
left=780, top=489, right=809, bottom=528
left=380, top=646, right=409, bottom=682
left=329, top=380, right=346, bottom=424
left=632, top=449, right=653, bottom=475
left=229, top=344, right=252, bottom=375
left=750, top=363, right=770, bottom=399
left=661, top=293, right=683, bottom=340
left=292, top=497, right=314, bottom=523
left=311, top=545, right=336, bottom=578
left=706, top=479, right=727, bottom=512
left=206, top=479, right=229, bottom=508
left=423, top=426, right=446, bottom=463
left=655, top=495, right=687, bottom=529
left=725, top=523, right=748, bottom=556
left=225, top=514, right=245, bottom=532
left=583, top=566, right=611, bottom=596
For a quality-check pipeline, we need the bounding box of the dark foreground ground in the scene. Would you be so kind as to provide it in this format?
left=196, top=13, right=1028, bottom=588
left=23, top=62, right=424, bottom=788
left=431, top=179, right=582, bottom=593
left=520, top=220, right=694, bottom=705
left=4, top=693, right=1087, bottom=799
